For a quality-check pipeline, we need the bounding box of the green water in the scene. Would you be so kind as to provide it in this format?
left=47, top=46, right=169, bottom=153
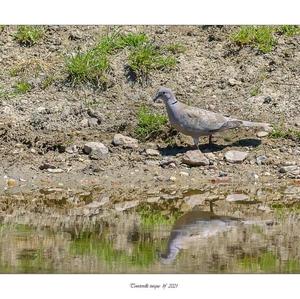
left=0, top=210, right=299, bottom=273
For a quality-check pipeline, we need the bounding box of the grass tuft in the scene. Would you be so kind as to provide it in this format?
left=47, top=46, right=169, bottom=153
left=14, top=26, right=43, bottom=46
left=270, top=127, right=300, bottom=141
left=14, top=81, right=32, bottom=94
left=231, top=26, right=276, bottom=53
left=277, top=25, right=300, bottom=36
left=135, top=106, right=168, bottom=140
left=128, top=44, right=177, bottom=80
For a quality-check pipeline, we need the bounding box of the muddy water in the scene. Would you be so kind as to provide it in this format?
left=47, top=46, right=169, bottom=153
left=0, top=203, right=299, bottom=273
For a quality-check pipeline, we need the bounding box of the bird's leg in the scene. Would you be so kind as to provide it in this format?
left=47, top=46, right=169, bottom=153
left=208, top=135, right=213, bottom=146
left=193, top=137, right=199, bottom=150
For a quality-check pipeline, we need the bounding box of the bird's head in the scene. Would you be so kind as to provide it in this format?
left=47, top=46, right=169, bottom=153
left=153, top=87, right=175, bottom=104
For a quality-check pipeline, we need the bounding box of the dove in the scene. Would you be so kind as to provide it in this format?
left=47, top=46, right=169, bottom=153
left=153, top=87, right=271, bottom=148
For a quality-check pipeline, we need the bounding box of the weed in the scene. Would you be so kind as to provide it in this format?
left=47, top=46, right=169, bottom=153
left=231, top=26, right=277, bottom=53
left=135, top=105, right=168, bottom=140
left=270, top=127, right=300, bottom=141
left=14, top=26, right=43, bottom=46
left=277, top=25, right=300, bottom=36
left=128, top=44, right=177, bottom=80
left=66, top=50, right=109, bottom=87
left=117, top=32, right=149, bottom=48
left=250, top=85, right=261, bottom=96
left=0, top=25, right=5, bottom=33
left=14, top=81, right=32, bottom=94
left=137, top=205, right=182, bottom=228
left=165, top=43, right=186, bottom=54
left=41, top=75, right=55, bottom=89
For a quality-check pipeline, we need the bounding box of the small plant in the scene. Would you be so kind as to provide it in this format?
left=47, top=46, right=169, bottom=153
left=41, top=75, right=55, bottom=89
left=277, top=25, right=300, bottom=36
left=165, top=43, right=186, bottom=54
left=270, top=127, right=300, bottom=141
left=66, top=50, right=109, bottom=87
left=135, top=106, right=168, bottom=140
left=128, top=44, right=177, bottom=80
left=250, top=85, right=261, bottom=96
left=14, top=81, right=32, bottom=94
left=231, top=26, right=277, bottom=53
left=117, top=32, right=149, bottom=48
left=14, top=26, right=43, bottom=46
left=0, top=25, right=5, bottom=33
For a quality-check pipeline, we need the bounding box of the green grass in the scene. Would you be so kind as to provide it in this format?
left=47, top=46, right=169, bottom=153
left=69, top=233, right=160, bottom=269
left=66, top=50, right=110, bottom=87
left=231, top=26, right=277, bottom=53
left=135, top=106, right=168, bottom=140
left=277, top=25, right=300, bottom=36
left=0, top=25, right=5, bottom=33
left=14, top=26, right=43, bottom=46
left=239, top=251, right=300, bottom=273
left=250, top=85, right=261, bottom=96
left=66, top=32, right=149, bottom=87
left=270, top=127, right=300, bottom=141
left=14, top=81, right=32, bottom=94
left=128, top=44, right=177, bottom=80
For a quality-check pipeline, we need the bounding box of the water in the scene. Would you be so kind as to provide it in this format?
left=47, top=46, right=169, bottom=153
left=0, top=208, right=299, bottom=273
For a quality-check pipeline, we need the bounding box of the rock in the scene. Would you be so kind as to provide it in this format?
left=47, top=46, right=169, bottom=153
left=169, top=176, right=177, bottom=182
left=39, top=163, right=56, bottom=170
left=114, top=200, right=140, bottom=212
left=294, top=117, right=300, bottom=127
left=256, top=155, right=268, bottom=165
left=65, top=145, right=78, bottom=154
left=257, top=131, right=269, bottom=138
left=182, top=150, right=209, bottom=166
left=224, top=150, right=248, bottom=163
left=80, top=118, right=89, bottom=127
left=145, top=148, right=160, bottom=156
left=146, top=196, right=160, bottom=203
left=180, top=171, right=189, bottom=176
left=83, top=142, right=109, bottom=157
left=159, top=158, right=177, bottom=168
left=226, top=194, right=250, bottom=202
left=281, top=161, right=296, bottom=167
left=112, top=134, right=138, bottom=149
left=219, top=171, right=228, bottom=177
left=228, top=78, right=241, bottom=86
left=7, top=178, right=17, bottom=188
left=263, top=96, right=272, bottom=104
left=279, top=165, right=298, bottom=173
left=86, top=196, right=109, bottom=208
left=47, top=168, right=64, bottom=173
left=88, top=118, right=99, bottom=127
left=184, top=194, right=206, bottom=208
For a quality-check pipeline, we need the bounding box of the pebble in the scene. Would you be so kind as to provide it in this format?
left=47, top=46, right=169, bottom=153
left=279, top=165, right=298, bottom=173
left=184, top=194, right=206, bottom=208
left=256, top=155, right=268, bottom=165
left=114, top=200, right=140, bottom=212
left=112, top=134, right=138, bottom=149
left=224, top=150, right=248, bottom=163
left=47, top=168, right=64, bottom=173
left=257, top=131, right=269, bottom=138
left=182, top=150, right=210, bottom=166
left=180, top=171, right=189, bottom=176
left=7, top=178, right=17, bottom=187
left=169, top=176, right=177, bottom=182
left=83, top=142, right=109, bottom=158
left=226, top=194, right=250, bottom=202
left=145, top=148, right=160, bottom=156
left=228, top=78, right=241, bottom=86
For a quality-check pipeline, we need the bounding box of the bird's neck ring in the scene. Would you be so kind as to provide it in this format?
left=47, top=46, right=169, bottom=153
left=171, top=100, right=178, bottom=105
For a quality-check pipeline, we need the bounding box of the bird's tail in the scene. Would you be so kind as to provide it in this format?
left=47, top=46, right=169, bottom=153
left=239, top=120, right=272, bottom=131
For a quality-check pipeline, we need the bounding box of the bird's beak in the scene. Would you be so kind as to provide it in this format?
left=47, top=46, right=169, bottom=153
left=153, top=93, right=160, bottom=102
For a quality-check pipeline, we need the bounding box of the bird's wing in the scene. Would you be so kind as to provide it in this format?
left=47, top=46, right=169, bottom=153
left=181, top=105, right=231, bottom=132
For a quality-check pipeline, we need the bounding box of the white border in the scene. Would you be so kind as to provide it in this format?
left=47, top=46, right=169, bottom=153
left=0, top=0, right=300, bottom=24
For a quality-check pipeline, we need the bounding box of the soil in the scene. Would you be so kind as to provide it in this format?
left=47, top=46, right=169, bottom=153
left=0, top=25, right=299, bottom=222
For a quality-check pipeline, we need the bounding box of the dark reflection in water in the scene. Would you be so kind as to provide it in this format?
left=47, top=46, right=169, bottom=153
left=0, top=210, right=299, bottom=273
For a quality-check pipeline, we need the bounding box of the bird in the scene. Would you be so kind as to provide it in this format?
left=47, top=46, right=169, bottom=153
left=153, top=87, right=271, bottom=148
left=159, top=210, right=274, bottom=264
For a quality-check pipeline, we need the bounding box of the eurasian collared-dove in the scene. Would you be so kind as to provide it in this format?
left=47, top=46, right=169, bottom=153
left=153, top=87, right=271, bottom=147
